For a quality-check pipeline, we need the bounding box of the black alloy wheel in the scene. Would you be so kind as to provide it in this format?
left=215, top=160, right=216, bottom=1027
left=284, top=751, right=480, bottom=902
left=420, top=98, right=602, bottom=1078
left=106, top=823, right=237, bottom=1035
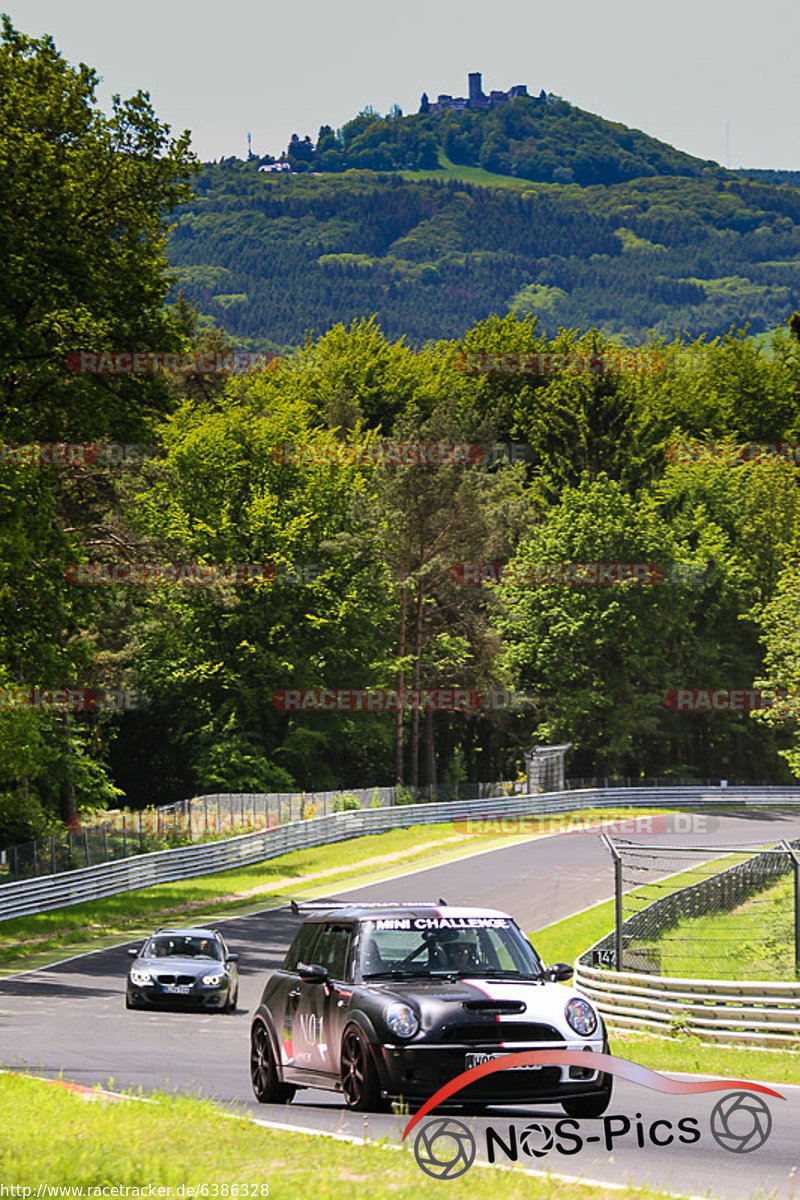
left=340, top=1025, right=384, bottom=1111
left=250, top=1019, right=296, bottom=1103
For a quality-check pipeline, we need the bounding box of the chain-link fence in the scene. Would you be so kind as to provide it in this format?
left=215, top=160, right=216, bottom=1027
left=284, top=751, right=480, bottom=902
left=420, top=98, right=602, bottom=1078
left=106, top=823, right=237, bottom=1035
left=591, top=837, right=800, bottom=980
left=0, top=812, right=183, bottom=882
left=0, top=780, right=520, bottom=883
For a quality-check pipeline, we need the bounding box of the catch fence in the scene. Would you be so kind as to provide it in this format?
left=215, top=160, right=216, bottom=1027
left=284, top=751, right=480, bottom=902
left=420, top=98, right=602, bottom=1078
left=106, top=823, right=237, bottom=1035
left=2, top=785, right=800, bottom=922
left=0, top=781, right=517, bottom=883
left=0, top=774, right=772, bottom=883
left=589, top=837, right=800, bottom=979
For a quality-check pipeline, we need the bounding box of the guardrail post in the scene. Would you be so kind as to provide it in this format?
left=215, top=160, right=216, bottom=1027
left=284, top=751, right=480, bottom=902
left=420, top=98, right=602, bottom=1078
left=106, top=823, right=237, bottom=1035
left=601, top=834, right=623, bottom=970
left=780, top=840, right=800, bottom=977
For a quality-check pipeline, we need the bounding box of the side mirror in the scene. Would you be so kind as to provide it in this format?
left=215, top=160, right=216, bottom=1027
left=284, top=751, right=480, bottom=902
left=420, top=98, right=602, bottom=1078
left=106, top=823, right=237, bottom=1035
left=128, top=948, right=140, bottom=958
left=546, top=962, right=573, bottom=982
left=226, top=954, right=240, bottom=963
left=298, top=962, right=328, bottom=983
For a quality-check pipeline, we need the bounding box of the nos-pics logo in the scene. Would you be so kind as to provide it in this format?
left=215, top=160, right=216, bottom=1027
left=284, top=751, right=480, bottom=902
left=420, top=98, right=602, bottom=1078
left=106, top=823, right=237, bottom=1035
left=404, top=1051, right=782, bottom=1181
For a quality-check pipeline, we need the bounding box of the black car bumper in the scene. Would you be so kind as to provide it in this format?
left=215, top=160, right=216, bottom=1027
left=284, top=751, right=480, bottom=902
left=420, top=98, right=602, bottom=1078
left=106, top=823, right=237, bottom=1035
left=376, top=1043, right=608, bottom=1104
left=127, top=983, right=229, bottom=1009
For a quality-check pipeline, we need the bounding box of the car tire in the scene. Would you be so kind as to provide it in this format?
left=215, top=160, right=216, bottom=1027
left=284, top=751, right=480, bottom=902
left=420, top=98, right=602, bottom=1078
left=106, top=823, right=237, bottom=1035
left=251, top=1019, right=295, bottom=1104
left=561, top=1075, right=612, bottom=1119
left=226, top=990, right=238, bottom=1014
left=340, top=1025, right=386, bottom=1112
left=125, top=994, right=137, bottom=1010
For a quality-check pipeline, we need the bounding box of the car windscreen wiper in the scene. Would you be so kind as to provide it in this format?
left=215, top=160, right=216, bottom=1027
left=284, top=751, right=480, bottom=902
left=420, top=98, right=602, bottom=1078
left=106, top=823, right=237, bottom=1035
left=457, top=970, right=543, bottom=981
left=362, top=970, right=432, bottom=979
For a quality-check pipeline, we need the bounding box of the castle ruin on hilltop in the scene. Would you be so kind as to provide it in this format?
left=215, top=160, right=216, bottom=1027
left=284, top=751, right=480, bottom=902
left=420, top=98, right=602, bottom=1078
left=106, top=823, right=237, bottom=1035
left=420, top=72, right=546, bottom=115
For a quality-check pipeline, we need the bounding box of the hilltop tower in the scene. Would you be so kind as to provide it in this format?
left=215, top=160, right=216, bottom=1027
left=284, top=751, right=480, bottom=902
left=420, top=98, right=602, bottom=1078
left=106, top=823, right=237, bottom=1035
left=468, top=72, right=484, bottom=105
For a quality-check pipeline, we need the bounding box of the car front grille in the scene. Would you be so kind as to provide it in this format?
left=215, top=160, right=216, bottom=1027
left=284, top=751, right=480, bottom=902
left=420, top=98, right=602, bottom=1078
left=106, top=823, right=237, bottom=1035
left=440, top=1022, right=562, bottom=1043
left=156, top=974, right=195, bottom=985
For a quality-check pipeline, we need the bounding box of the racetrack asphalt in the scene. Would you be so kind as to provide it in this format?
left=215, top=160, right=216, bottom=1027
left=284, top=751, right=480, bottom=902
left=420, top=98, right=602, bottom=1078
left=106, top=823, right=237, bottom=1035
left=2, top=809, right=799, bottom=1199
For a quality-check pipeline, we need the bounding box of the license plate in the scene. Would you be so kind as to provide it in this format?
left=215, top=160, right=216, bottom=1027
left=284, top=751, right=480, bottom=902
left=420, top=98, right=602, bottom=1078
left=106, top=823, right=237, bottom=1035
left=465, top=1052, right=542, bottom=1071
left=163, top=984, right=192, bottom=995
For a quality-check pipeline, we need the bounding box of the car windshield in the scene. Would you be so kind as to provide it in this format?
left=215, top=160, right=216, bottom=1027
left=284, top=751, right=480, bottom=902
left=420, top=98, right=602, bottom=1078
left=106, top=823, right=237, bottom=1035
left=145, top=935, right=222, bottom=960
left=359, top=917, right=543, bottom=979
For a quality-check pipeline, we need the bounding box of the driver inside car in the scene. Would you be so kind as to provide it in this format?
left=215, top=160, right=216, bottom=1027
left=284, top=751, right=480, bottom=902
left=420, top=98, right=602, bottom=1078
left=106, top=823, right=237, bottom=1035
left=441, top=937, right=480, bottom=972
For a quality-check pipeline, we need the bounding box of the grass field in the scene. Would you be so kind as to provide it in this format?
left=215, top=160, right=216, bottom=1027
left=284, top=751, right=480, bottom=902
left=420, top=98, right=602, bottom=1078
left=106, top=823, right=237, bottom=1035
left=609, top=1030, right=800, bottom=1086
left=0, top=1071, right=694, bottom=1199
left=0, top=808, right=671, bottom=970
left=626, top=874, right=796, bottom=981
left=529, top=875, right=800, bottom=1085
left=529, top=849, right=758, bottom=966
left=399, top=148, right=535, bottom=190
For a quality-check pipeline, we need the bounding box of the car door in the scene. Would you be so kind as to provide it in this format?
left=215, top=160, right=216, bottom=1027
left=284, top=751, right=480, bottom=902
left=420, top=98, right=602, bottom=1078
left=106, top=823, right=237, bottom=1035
left=277, top=922, right=322, bottom=1071
left=303, top=922, right=355, bottom=1077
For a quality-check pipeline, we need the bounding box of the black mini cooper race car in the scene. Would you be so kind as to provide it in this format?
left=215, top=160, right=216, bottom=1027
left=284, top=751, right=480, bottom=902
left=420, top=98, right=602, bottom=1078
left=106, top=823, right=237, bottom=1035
left=250, top=901, right=611, bottom=1113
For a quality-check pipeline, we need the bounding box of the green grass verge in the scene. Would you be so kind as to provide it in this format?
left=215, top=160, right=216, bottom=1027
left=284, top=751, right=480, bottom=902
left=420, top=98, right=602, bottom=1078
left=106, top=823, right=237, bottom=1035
left=528, top=851, right=754, bottom=967
left=0, top=808, right=672, bottom=971
left=610, top=1031, right=800, bottom=1086
left=532, top=899, right=617, bottom=967
left=530, top=871, right=800, bottom=1085
left=629, top=874, right=796, bottom=981
left=0, top=1072, right=686, bottom=1198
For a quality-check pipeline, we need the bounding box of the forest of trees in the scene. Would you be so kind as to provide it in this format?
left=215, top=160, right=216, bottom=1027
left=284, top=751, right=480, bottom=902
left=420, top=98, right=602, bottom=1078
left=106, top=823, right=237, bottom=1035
left=168, top=164, right=800, bottom=346
left=4, top=18, right=800, bottom=849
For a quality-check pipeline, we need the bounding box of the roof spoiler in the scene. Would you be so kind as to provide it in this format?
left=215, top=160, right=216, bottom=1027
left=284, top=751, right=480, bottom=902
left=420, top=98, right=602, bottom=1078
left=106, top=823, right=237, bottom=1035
left=290, top=897, right=448, bottom=915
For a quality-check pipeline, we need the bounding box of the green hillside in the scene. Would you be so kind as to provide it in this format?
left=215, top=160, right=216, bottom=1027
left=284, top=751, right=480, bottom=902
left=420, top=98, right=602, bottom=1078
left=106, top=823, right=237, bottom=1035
left=167, top=161, right=800, bottom=346
left=281, top=91, right=727, bottom=186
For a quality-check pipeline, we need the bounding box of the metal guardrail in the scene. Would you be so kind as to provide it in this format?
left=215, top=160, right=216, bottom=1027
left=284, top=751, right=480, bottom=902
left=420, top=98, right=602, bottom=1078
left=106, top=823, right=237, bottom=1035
left=575, top=960, right=800, bottom=1049
left=2, top=784, right=800, bottom=923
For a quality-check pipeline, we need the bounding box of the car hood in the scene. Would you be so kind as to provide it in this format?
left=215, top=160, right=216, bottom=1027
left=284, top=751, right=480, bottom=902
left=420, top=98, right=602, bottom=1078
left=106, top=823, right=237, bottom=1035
left=364, top=976, right=595, bottom=1033
left=133, top=957, right=225, bottom=975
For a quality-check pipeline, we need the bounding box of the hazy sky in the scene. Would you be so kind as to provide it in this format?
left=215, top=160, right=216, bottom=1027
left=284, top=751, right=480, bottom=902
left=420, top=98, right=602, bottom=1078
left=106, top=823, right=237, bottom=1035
left=10, top=0, right=800, bottom=169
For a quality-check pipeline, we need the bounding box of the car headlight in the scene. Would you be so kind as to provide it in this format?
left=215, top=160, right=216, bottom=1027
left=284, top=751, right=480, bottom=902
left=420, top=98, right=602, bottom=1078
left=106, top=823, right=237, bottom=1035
left=384, top=1002, right=419, bottom=1039
left=565, top=997, right=597, bottom=1037
left=202, top=972, right=225, bottom=986
left=130, top=969, right=152, bottom=986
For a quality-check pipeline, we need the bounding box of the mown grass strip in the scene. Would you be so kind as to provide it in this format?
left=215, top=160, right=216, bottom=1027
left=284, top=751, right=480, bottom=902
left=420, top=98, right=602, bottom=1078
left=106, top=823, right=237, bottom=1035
left=628, top=874, right=797, bottom=980
left=0, top=1072, right=693, bottom=1199
left=609, top=1031, right=800, bottom=1086
left=529, top=865, right=800, bottom=1084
